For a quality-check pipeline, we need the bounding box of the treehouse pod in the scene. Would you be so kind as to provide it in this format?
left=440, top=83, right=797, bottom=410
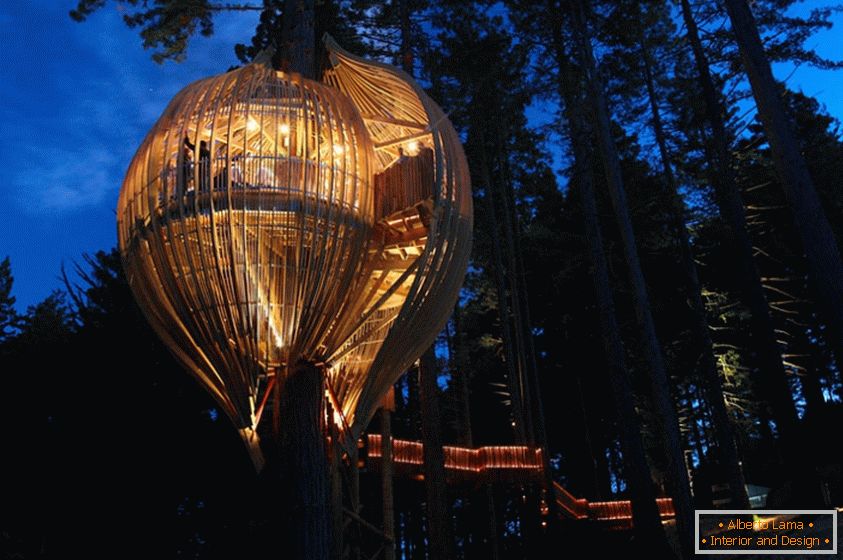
left=117, top=38, right=472, bottom=458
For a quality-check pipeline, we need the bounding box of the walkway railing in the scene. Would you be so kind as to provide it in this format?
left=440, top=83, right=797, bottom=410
left=364, top=434, right=675, bottom=528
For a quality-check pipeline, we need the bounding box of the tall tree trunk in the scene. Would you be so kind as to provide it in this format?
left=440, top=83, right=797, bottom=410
left=800, top=351, right=826, bottom=420
left=800, top=317, right=828, bottom=419
left=679, top=0, right=800, bottom=453
left=400, top=7, right=452, bottom=555
left=492, top=122, right=556, bottom=542
left=582, top=376, right=611, bottom=498
left=273, top=4, right=325, bottom=558
left=494, top=132, right=535, bottom=444
left=688, top=390, right=707, bottom=470
left=552, top=14, right=669, bottom=550
left=451, top=307, right=473, bottom=447
left=406, top=369, right=421, bottom=435
left=486, top=485, right=500, bottom=560
left=495, top=130, right=561, bottom=531
left=571, top=2, right=693, bottom=555
left=279, top=361, right=330, bottom=560
left=723, top=0, right=843, bottom=359
left=279, top=0, right=315, bottom=77
left=419, top=346, right=453, bottom=560
left=381, top=406, right=396, bottom=560
left=476, top=130, right=528, bottom=442
left=329, top=402, right=344, bottom=560
left=348, top=438, right=361, bottom=559
left=639, top=37, right=749, bottom=508
left=452, top=310, right=498, bottom=559
left=574, top=374, right=600, bottom=498
left=399, top=0, right=413, bottom=74
left=570, top=111, right=670, bottom=552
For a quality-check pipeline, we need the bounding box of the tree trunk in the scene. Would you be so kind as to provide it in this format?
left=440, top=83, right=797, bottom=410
left=381, top=407, right=396, bottom=560
left=679, top=0, right=801, bottom=452
left=279, top=360, right=330, bottom=560
left=800, top=355, right=826, bottom=420
left=574, top=374, right=600, bottom=499
left=492, top=120, right=558, bottom=538
left=571, top=116, right=669, bottom=550
left=400, top=8, right=452, bottom=555
left=405, top=369, right=421, bottom=435
left=329, top=403, right=344, bottom=560
left=279, top=0, right=315, bottom=77
left=476, top=131, right=528, bottom=442
left=399, top=0, right=413, bottom=74
left=272, top=4, right=326, bottom=557
left=494, top=124, right=561, bottom=530
left=571, top=1, right=693, bottom=555
left=486, top=485, right=500, bottom=560
left=552, top=14, right=668, bottom=549
left=639, top=36, right=749, bottom=508
left=795, top=314, right=827, bottom=420
left=723, top=0, right=843, bottom=360
left=451, top=308, right=497, bottom=557
left=451, top=306, right=473, bottom=447
left=493, top=132, right=535, bottom=444
left=348, top=439, right=361, bottom=559
left=419, top=346, right=453, bottom=560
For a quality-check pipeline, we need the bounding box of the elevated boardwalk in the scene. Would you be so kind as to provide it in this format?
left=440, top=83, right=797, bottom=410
left=364, top=434, right=675, bottom=529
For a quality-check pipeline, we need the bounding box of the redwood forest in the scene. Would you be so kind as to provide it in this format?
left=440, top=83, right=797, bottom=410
left=1, top=0, right=841, bottom=558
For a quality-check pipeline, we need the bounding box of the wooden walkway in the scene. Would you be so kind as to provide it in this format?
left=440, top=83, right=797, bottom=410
left=364, top=434, right=675, bottom=529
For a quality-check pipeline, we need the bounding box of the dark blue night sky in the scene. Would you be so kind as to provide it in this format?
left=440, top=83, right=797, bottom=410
left=0, top=1, right=841, bottom=310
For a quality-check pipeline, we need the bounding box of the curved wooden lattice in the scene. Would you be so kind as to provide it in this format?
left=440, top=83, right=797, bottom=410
left=322, top=36, right=473, bottom=434
left=117, top=39, right=472, bottom=454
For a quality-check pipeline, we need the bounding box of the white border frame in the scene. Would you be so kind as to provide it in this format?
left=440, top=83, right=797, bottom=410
left=695, top=510, right=837, bottom=555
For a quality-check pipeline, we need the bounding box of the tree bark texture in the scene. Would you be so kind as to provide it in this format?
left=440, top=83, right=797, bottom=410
left=381, top=407, right=396, bottom=560
left=420, top=346, right=453, bottom=560
left=571, top=1, right=693, bottom=555
left=680, top=0, right=801, bottom=451
left=279, top=360, right=330, bottom=560
left=280, top=0, right=315, bottom=78
left=723, top=0, right=843, bottom=360
left=476, top=130, right=528, bottom=443
left=640, top=36, right=749, bottom=508
left=553, top=15, right=668, bottom=547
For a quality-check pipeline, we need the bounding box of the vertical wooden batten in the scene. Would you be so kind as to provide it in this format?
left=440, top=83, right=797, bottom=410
left=116, top=34, right=473, bottom=558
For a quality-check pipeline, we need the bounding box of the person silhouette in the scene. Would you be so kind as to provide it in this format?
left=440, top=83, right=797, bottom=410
left=180, top=136, right=195, bottom=194
left=198, top=140, right=211, bottom=192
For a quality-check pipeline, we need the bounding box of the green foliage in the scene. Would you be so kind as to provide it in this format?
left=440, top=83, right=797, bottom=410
left=0, top=249, right=262, bottom=555
left=0, top=257, right=17, bottom=341
left=234, top=0, right=283, bottom=63
left=70, top=0, right=227, bottom=63
left=738, top=1, right=843, bottom=70
left=69, top=0, right=369, bottom=66
left=17, top=291, right=76, bottom=343
left=234, top=0, right=369, bottom=65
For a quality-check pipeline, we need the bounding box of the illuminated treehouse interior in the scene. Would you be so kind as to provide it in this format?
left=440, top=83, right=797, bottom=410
left=117, top=34, right=675, bottom=557
left=118, top=37, right=472, bottom=455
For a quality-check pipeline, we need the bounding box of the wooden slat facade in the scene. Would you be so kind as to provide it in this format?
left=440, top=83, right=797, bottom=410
left=117, top=38, right=473, bottom=463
